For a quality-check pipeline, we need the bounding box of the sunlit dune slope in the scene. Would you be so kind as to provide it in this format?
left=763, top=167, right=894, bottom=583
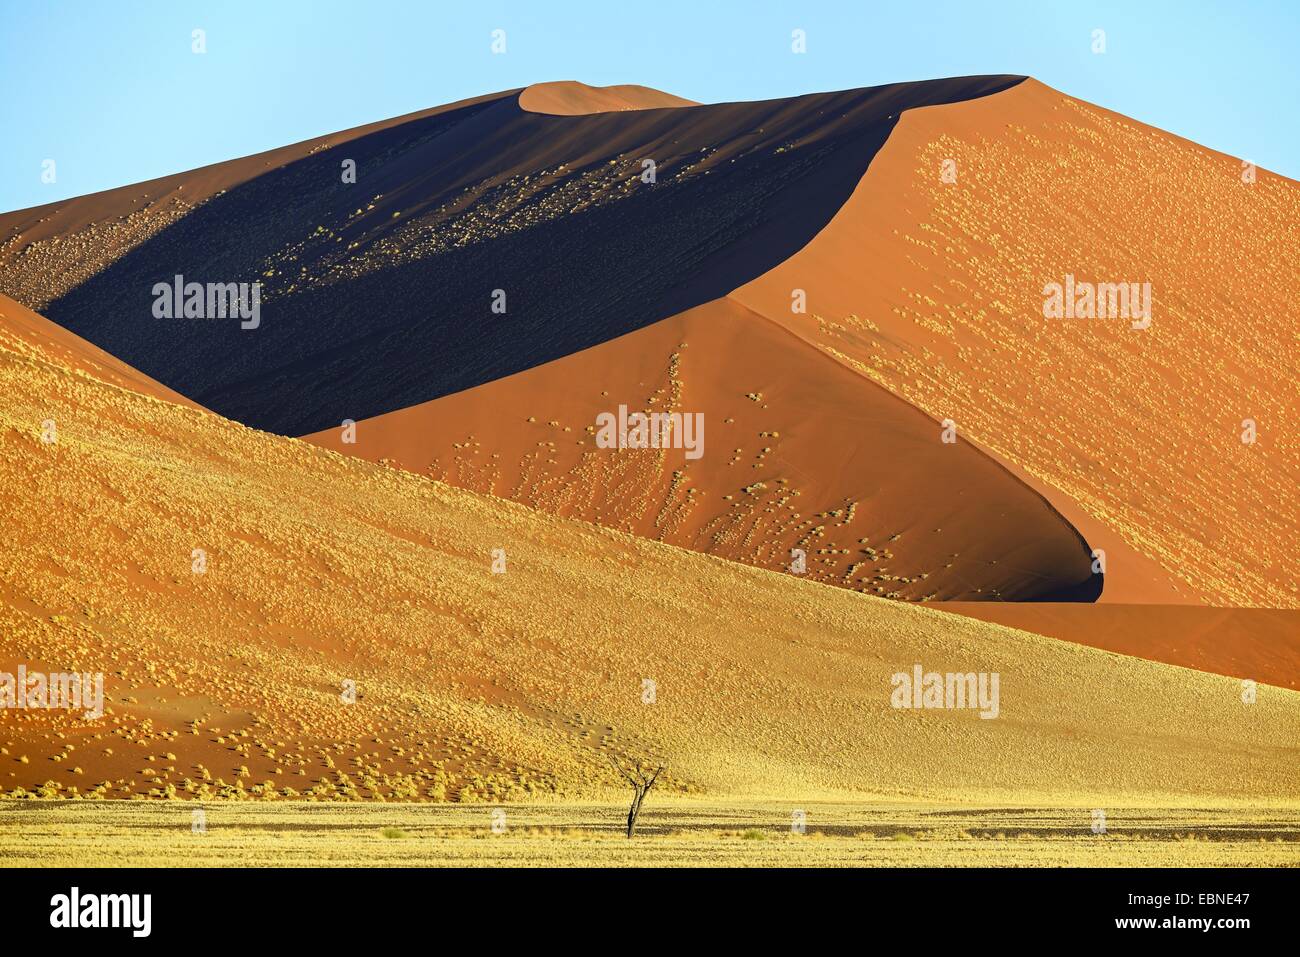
left=2, top=301, right=1297, bottom=805
left=307, top=297, right=1099, bottom=601
left=732, top=78, right=1300, bottom=607
left=0, top=76, right=1021, bottom=434
left=519, top=81, right=698, bottom=114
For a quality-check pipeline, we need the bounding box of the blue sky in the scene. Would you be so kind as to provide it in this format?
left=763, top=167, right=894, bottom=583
left=1, top=0, right=1296, bottom=212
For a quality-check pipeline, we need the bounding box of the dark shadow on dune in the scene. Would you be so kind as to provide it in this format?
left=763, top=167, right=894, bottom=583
left=1035, top=573, right=1103, bottom=602
left=38, top=76, right=1024, bottom=436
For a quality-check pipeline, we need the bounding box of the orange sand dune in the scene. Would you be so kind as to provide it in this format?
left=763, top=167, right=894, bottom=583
left=940, top=602, right=1300, bottom=691
left=5, top=76, right=1294, bottom=615
left=0, top=76, right=1022, bottom=435
left=3, top=299, right=1298, bottom=806
left=519, top=81, right=698, bottom=114
left=307, top=297, right=1098, bottom=602
left=732, top=78, right=1300, bottom=607
left=0, top=89, right=517, bottom=310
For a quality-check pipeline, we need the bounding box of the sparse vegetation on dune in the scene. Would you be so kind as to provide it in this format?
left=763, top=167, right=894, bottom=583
left=307, top=298, right=1101, bottom=603
left=2, top=293, right=1298, bottom=814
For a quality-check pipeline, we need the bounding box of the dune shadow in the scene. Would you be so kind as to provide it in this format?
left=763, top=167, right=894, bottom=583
left=39, top=76, right=1024, bottom=436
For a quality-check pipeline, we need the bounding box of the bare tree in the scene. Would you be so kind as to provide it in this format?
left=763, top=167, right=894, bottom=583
left=607, top=753, right=664, bottom=838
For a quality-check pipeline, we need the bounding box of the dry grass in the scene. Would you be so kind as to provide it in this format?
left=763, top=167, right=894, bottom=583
left=4, top=799, right=1298, bottom=867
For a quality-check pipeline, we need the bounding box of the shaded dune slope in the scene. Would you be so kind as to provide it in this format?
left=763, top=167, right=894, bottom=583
left=1, top=74, right=1120, bottom=604
left=0, top=88, right=515, bottom=310
left=308, top=297, right=1100, bottom=601
left=2, top=306, right=1296, bottom=805
left=0, top=76, right=1023, bottom=436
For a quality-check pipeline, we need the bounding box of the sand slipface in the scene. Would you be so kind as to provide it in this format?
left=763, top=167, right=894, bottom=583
left=1, top=297, right=1298, bottom=811
left=0, top=76, right=1023, bottom=434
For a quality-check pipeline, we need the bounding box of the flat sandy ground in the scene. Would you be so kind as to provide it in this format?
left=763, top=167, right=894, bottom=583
left=3, top=800, right=1297, bottom=867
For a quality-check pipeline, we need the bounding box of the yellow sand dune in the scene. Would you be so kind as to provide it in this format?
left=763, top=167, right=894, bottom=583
left=1, top=292, right=1297, bottom=806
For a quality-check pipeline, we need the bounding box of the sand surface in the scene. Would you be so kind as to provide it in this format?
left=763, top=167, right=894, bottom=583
left=5, top=800, right=1296, bottom=868
left=1, top=78, right=1296, bottom=845
left=940, top=602, right=1300, bottom=690
left=306, top=297, right=1098, bottom=602
left=2, top=296, right=1297, bottom=808
left=0, top=77, right=1022, bottom=433
left=732, top=78, right=1300, bottom=608
left=519, top=81, right=698, bottom=114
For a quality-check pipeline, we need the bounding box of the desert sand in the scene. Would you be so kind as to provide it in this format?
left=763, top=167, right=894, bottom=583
left=0, top=76, right=1022, bottom=433
left=306, top=297, right=1098, bottom=601
left=733, top=78, right=1300, bottom=609
left=938, top=602, right=1300, bottom=690
left=2, top=292, right=1298, bottom=811
left=6, top=801, right=1297, bottom=868
left=1, top=76, right=1297, bottom=868
left=292, top=76, right=1300, bottom=625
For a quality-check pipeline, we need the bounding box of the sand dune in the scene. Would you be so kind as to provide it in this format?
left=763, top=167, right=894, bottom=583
left=307, top=296, right=1098, bottom=601
left=289, top=73, right=1294, bottom=607
left=519, top=81, right=698, bottom=114
left=0, top=293, right=197, bottom=407
left=6, top=76, right=1292, bottom=613
left=3, top=76, right=1296, bottom=826
left=0, top=89, right=517, bottom=313
left=2, top=301, right=1297, bottom=806
left=1, top=77, right=1110, bottom=606
left=0, top=76, right=1021, bottom=434
left=940, top=602, right=1300, bottom=691
left=732, top=78, right=1300, bottom=607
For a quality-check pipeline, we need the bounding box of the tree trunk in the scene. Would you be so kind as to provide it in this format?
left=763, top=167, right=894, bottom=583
left=626, top=786, right=647, bottom=837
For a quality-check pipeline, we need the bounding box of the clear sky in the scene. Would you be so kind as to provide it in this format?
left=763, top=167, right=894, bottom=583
left=1, top=0, right=1296, bottom=212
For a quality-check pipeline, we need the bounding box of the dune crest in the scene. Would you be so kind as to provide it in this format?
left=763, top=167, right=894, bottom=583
left=519, top=81, right=698, bottom=114
left=0, top=76, right=1022, bottom=433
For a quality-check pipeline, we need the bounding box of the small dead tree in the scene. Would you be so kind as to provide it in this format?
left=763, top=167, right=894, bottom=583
left=607, top=753, right=664, bottom=838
